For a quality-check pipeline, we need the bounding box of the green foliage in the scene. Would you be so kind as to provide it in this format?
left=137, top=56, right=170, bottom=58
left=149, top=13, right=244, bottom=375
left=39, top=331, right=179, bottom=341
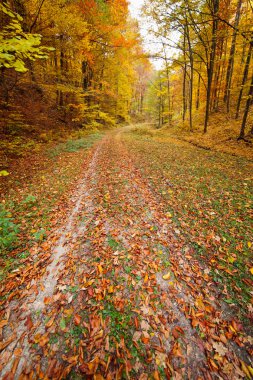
left=101, top=302, right=132, bottom=342
left=0, top=2, right=53, bottom=73
left=47, top=133, right=102, bottom=158
left=0, top=205, right=19, bottom=250
left=21, top=194, right=37, bottom=205
left=32, top=228, right=46, bottom=241
left=59, top=318, right=66, bottom=330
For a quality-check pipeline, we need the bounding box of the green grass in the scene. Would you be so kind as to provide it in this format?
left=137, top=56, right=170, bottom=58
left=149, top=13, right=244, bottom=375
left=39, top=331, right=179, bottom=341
left=47, top=133, right=102, bottom=158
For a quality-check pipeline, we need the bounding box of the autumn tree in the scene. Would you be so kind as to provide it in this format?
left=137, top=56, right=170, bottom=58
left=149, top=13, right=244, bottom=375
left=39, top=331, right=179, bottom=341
left=0, top=2, right=53, bottom=102
left=143, top=0, right=253, bottom=137
left=1, top=0, right=148, bottom=126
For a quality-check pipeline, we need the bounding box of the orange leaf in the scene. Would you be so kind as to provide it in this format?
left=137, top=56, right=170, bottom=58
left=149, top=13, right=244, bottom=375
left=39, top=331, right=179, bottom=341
left=25, top=315, right=33, bottom=330
left=74, top=314, right=82, bottom=326
left=0, top=334, right=16, bottom=351
left=44, top=297, right=51, bottom=305
left=141, top=336, right=150, bottom=344
left=39, top=334, right=49, bottom=347
left=46, top=316, right=55, bottom=329
left=153, top=370, right=160, bottom=380
left=0, top=320, right=8, bottom=329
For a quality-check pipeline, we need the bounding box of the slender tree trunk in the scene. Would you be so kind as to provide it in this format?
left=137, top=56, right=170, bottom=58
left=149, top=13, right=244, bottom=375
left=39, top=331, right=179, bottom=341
left=182, top=30, right=187, bottom=122
left=212, top=37, right=224, bottom=111
left=158, top=95, right=161, bottom=128
left=204, top=0, right=219, bottom=133
left=158, top=78, right=162, bottom=128
left=185, top=20, right=193, bottom=131
left=196, top=63, right=201, bottom=110
left=161, top=96, right=164, bottom=126
left=224, top=0, right=242, bottom=113
left=165, top=64, right=172, bottom=124
left=27, top=61, right=36, bottom=83
left=140, top=93, right=144, bottom=114
left=162, top=42, right=172, bottom=124
left=220, top=33, right=228, bottom=88
left=238, top=73, right=253, bottom=139
left=29, top=0, right=46, bottom=32
left=0, top=68, right=9, bottom=104
left=167, top=77, right=172, bottom=124
left=235, top=43, right=252, bottom=119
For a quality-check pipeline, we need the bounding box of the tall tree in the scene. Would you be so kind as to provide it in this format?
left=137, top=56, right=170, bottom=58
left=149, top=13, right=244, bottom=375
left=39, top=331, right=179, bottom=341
left=223, top=0, right=242, bottom=113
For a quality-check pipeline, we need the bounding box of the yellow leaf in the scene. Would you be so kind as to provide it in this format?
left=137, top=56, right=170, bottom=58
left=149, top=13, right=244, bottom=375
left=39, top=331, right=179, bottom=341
left=108, top=285, right=114, bottom=294
left=162, top=272, right=170, bottom=280
left=248, top=365, right=253, bottom=376
left=195, top=297, right=205, bottom=310
left=0, top=170, right=9, bottom=176
left=250, top=268, right=253, bottom=275
left=229, top=324, right=237, bottom=333
left=247, top=242, right=252, bottom=248
left=98, top=264, right=103, bottom=274
left=144, top=273, right=149, bottom=283
left=240, top=360, right=252, bottom=378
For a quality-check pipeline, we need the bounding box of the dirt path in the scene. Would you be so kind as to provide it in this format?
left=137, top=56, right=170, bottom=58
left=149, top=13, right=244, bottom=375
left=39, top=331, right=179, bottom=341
left=0, top=128, right=252, bottom=380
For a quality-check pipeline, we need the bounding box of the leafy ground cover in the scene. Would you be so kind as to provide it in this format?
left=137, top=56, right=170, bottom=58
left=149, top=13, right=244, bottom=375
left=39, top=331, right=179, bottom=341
left=0, top=126, right=252, bottom=379
left=0, top=133, right=103, bottom=281
left=130, top=120, right=253, bottom=161
left=123, top=126, right=253, bottom=321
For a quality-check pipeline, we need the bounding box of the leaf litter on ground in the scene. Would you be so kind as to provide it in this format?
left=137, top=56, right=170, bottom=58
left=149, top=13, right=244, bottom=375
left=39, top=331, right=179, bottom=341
left=0, top=127, right=252, bottom=379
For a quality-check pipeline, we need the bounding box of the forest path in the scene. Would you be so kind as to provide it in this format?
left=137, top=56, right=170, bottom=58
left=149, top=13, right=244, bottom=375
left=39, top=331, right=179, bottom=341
left=0, top=127, right=252, bottom=379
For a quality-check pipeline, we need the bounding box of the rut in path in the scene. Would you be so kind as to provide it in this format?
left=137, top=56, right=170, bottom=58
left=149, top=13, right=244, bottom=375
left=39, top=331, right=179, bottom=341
left=0, top=129, right=252, bottom=380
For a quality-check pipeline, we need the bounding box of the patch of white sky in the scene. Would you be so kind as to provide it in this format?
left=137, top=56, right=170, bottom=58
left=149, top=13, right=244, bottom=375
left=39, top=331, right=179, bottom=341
left=128, top=0, right=178, bottom=70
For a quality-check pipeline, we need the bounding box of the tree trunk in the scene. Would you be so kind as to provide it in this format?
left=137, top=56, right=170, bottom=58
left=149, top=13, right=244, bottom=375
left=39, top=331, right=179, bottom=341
left=158, top=78, right=162, bottom=128
left=0, top=68, right=9, bottom=104
left=185, top=19, right=193, bottom=131
left=223, top=0, right=242, bottom=113
left=182, top=30, right=187, bottom=122
left=212, top=36, right=224, bottom=111
left=204, top=0, right=219, bottom=133
left=235, top=43, right=252, bottom=119
left=196, top=63, right=201, bottom=110
left=238, top=73, right=253, bottom=139
left=167, top=76, right=172, bottom=124
left=140, top=93, right=144, bottom=115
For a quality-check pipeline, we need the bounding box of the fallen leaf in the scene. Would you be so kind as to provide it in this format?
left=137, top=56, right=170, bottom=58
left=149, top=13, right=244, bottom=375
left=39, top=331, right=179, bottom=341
left=0, top=334, right=16, bottom=351
left=162, top=272, right=170, bottom=280
left=46, top=316, right=55, bottom=329
left=74, top=314, right=82, bottom=326
left=212, top=342, right=228, bottom=357
left=25, top=315, right=33, bottom=330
